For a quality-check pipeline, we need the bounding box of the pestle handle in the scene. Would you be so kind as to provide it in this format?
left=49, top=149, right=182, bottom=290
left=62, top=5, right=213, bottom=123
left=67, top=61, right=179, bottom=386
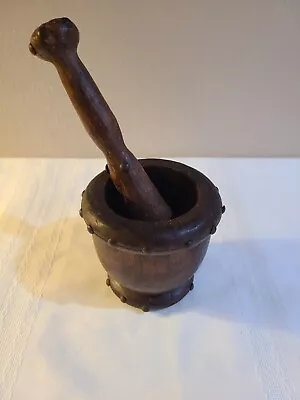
left=29, top=17, right=172, bottom=221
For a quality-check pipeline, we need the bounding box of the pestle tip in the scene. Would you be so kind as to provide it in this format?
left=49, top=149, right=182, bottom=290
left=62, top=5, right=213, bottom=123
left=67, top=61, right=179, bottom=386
left=29, top=17, right=79, bottom=62
left=29, top=42, right=37, bottom=55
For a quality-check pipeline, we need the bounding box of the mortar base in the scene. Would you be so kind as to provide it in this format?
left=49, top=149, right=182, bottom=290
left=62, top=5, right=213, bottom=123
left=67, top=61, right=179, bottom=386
left=106, top=276, right=194, bottom=311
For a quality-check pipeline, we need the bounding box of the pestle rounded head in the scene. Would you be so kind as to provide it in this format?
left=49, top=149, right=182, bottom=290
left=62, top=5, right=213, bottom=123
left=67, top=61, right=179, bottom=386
left=29, top=17, right=79, bottom=62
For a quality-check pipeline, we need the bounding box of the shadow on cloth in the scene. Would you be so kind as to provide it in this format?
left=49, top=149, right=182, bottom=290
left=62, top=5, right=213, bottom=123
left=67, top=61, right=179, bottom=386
left=1, top=212, right=300, bottom=332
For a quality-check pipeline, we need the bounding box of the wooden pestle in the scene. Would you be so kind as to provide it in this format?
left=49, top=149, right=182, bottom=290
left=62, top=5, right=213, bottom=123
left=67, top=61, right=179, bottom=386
left=29, top=17, right=172, bottom=221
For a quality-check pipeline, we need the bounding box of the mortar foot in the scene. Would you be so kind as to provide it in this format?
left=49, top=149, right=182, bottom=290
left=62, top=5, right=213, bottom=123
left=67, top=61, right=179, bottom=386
left=107, top=276, right=194, bottom=311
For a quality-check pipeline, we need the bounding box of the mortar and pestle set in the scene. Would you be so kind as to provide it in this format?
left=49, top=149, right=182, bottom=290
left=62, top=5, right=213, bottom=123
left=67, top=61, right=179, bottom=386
left=29, top=17, right=225, bottom=312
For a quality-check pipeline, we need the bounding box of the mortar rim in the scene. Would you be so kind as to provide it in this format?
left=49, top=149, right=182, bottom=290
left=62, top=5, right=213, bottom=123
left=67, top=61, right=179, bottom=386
left=81, top=158, right=223, bottom=252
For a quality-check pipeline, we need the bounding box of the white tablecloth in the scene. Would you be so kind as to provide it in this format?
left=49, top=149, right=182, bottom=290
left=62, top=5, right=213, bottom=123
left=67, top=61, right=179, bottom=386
left=0, top=157, right=299, bottom=400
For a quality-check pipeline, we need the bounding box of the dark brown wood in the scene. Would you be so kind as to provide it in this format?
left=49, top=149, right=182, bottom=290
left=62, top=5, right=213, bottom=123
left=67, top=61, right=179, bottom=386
left=81, top=159, right=224, bottom=311
left=29, top=17, right=172, bottom=221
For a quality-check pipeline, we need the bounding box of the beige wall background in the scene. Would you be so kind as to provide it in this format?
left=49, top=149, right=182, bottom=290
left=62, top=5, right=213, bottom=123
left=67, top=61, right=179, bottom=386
left=0, top=0, right=300, bottom=158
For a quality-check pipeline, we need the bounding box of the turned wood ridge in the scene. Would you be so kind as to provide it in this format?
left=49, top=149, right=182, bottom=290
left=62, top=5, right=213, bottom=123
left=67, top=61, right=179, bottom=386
left=29, top=17, right=172, bottom=221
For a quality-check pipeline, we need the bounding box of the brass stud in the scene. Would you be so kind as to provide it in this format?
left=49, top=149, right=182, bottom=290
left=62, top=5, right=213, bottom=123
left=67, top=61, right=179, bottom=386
left=120, top=296, right=127, bottom=303
left=87, top=225, right=94, bottom=234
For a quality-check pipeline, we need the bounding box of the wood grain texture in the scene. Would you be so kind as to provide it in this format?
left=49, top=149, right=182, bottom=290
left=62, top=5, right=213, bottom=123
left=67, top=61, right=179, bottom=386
left=29, top=17, right=172, bottom=221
